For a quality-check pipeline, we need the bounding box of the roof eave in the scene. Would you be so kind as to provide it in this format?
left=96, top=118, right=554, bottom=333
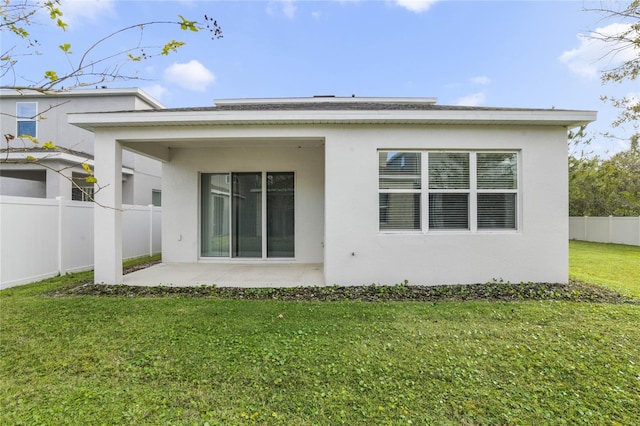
left=69, top=109, right=597, bottom=131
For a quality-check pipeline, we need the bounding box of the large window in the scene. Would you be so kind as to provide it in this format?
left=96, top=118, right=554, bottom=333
left=201, top=172, right=294, bottom=258
left=16, top=102, right=37, bottom=138
left=379, top=151, right=518, bottom=232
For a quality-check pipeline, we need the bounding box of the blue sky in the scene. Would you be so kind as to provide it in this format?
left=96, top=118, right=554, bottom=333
left=3, top=0, right=638, bottom=156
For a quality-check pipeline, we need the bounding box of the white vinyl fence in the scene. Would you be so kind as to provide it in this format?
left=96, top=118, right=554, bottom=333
left=569, top=216, right=640, bottom=246
left=0, top=196, right=161, bottom=289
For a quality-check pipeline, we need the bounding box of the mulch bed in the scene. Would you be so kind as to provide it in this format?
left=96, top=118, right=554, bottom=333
left=48, top=262, right=639, bottom=304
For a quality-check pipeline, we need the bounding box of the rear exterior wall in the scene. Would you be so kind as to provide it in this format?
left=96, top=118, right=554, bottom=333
left=323, top=124, right=569, bottom=285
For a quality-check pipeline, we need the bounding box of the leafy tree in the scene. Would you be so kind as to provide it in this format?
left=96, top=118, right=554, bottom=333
left=586, top=0, right=639, bottom=142
left=569, top=2, right=639, bottom=216
left=1, top=0, right=222, bottom=201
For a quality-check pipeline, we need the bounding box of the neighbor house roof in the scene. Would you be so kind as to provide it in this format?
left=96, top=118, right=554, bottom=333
left=0, top=88, right=165, bottom=110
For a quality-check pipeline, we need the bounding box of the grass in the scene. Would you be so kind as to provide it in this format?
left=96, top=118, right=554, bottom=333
left=1, top=245, right=639, bottom=425
left=569, top=240, right=640, bottom=297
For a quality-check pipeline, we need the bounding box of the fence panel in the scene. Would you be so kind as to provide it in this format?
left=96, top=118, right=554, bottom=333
left=152, top=207, right=162, bottom=254
left=122, top=205, right=151, bottom=260
left=569, top=216, right=640, bottom=246
left=0, top=197, right=59, bottom=286
left=61, top=199, right=94, bottom=274
left=0, top=196, right=161, bottom=289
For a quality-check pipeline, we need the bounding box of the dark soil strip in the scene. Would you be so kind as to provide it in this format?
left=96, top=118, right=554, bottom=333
left=48, top=278, right=639, bottom=304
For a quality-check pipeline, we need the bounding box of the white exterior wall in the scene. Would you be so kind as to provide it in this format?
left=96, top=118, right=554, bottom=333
left=162, top=145, right=324, bottom=264
left=130, top=155, right=163, bottom=206
left=80, top=119, right=576, bottom=286
left=324, top=125, right=569, bottom=285
left=0, top=175, right=45, bottom=197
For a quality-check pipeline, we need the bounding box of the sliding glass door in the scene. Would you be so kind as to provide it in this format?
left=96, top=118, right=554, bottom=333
left=267, top=172, right=295, bottom=258
left=232, top=172, right=262, bottom=258
left=201, top=174, right=230, bottom=257
left=201, top=172, right=294, bottom=259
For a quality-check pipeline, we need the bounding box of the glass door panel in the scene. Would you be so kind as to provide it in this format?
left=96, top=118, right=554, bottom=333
left=232, top=172, right=262, bottom=258
left=267, top=172, right=295, bottom=258
left=201, top=174, right=230, bottom=257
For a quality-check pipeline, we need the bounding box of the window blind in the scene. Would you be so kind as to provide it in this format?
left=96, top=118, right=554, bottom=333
left=478, top=193, right=516, bottom=229
left=428, top=153, right=469, bottom=190
left=379, top=152, right=421, bottom=230
left=378, top=151, right=518, bottom=232
left=477, top=153, right=517, bottom=229
left=429, top=193, right=469, bottom=229
left=477, top=153, right=517, bottom=189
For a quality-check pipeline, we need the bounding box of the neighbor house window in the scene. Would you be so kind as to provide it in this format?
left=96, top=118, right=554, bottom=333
left=379, top=151, right=518, bottom=232
left=16, top=102, right=37, bottom=138
left=72, top=186, right=94, bottom=202
left=152, top=190, right=162, bottom=207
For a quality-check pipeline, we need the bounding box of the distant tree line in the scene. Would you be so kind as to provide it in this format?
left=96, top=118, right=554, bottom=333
left=569, top=128, right=640, bottom=217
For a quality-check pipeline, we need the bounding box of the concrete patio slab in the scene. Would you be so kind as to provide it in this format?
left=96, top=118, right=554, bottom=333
left=121, top=263, right=324, bottom=287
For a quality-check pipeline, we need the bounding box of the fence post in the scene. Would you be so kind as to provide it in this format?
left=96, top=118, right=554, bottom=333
left=583, top=216, right=588, bottom=241
left=149, top=204, right=154, bottom=257
left=56, top=196, right=65, bottom=276
left=608, top=215, right=613, bottom=244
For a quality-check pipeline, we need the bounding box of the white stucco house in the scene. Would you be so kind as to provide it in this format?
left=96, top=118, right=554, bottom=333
left=1, top=88, right=163, bottom=205
left=68, top=96, right=596, bottom=286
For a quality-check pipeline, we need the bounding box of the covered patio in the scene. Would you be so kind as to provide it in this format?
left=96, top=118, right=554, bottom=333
left=122, top=262, right=324, bottom=287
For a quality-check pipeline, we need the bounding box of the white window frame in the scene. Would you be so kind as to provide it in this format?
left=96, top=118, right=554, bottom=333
left=16, top=102, right=38, bottom=138
left=378, top=150, right=520, bottom=234
left=378, top=151, right=422, bottom=232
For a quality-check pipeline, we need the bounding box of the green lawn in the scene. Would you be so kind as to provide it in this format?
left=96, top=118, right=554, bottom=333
left=1, top=246, right=639, bottom=425
left=570, top=240, right=640, bottom=297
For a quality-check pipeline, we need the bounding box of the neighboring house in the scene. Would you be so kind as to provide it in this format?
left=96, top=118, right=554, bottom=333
left=69, top=96, right=597, bottom=286
left=0, top=88, right=163, bottom=205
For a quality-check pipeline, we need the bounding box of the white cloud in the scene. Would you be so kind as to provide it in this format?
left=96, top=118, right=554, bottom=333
left=59, top=0, right=116, bottom=25
left=456, top=92, right=486, bottom=107
left=142, top=85, right=168, bottom=102
left=267, top=0, right=297, bottom=19
left=392, top=0, right=438, bottom=13
left=559, top=23, right=637, bottom=79
left=282, top=0, right=297, bottom=19
left=163, top=60, right=215, bottom=92
left=470, top=76, right=491, bottom=86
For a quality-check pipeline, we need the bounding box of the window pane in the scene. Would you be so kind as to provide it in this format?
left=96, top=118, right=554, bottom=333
left=429, top=153, right=469, bottom=189
left=478, top=193, right=517, bottom=229
left=152, top=190, right=162, bottom=207
left=429, top=193, right=469, bottom=229
left=477, top=153, right=517, bottom=189
left=379, top=152, right=421, bottom=189
left=17, top=121, right=36, bottom=137
left=16, top=102, right=36, bottom=119
left=232, top=172, right=262, bottom=258
left=201, top=173, right=230, bottom=257
left=267, top=172, right=294, bottom=258
left=379, top=193, right=420, bottom=230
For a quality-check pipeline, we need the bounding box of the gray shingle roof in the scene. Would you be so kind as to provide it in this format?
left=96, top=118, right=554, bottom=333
left=153, top=102, right=564, bottom=113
